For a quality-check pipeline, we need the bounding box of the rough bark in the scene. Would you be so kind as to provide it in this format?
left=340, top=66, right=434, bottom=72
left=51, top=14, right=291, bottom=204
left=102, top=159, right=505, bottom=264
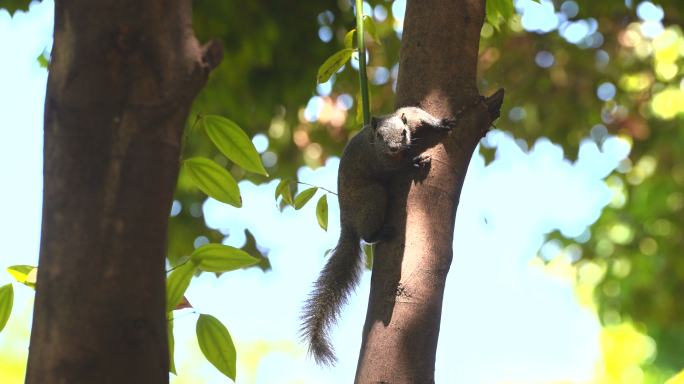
left=354, top=0, right=503, bottom=382
left=26, top=1, right=222, bottom=383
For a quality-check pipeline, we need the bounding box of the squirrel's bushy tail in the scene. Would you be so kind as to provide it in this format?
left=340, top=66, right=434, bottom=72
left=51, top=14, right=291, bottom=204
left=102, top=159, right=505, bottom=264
left=300, top=228, right=363, bottom=366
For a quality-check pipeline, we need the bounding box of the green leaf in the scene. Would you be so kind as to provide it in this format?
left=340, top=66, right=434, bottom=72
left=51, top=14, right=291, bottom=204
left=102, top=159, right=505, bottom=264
left=317, top=49, right=355, bottom=84
left=37, top=52, right=49, bottom=69
left=7, top=265, right=33, bottom=281
left=0, top=284, right=13, bottom=333
left=275, top=179, right=293, bottom=206
left=294, top=187, right=318, bottom=210
left=486, top=0, right=515, bottom=30
left=0, top=0, right=32, bottom=16
left=344, top=29, right=356, bottom=49
left=203, top=115, right=268, bottom=177
left=168, top=315, right=176, bottom=375
left=363, top=15, right=382, bottom=46
left=316, top=195, right=328, bottom=231
left=498, top=0, right=515, bottom=21
left=282, top=187, right=293, bottom=207
left=184, top=158, right=242, bottom=207
left=166, top=260, right=198, bottom=312
left=7, top=265, right=36, bottom=289
left=275, top=179, right=292, bottom=201
left=191, top=243, right=259, bottom=273
left=486, top=1, right=501, bottom=30
left=196, top=314, right=237, bottom=381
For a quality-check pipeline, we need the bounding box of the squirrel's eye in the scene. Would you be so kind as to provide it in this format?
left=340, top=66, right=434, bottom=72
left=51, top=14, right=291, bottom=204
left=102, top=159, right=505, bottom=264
left=402, top=129, right=407, bottom=137
left=376, top=132, right=381, bottom=138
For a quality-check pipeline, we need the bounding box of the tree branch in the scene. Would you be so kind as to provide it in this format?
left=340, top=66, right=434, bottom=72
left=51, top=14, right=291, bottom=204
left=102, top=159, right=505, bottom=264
left=200, top=39, right=225, bottom=83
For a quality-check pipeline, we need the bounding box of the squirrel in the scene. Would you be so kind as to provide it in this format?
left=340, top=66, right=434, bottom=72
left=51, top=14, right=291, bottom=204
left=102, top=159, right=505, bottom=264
left=299, top=107, right=458, bottom=366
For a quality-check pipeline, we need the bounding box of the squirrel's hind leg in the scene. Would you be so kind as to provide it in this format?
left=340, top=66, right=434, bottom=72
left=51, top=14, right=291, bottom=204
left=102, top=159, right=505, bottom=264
left=364, top=224, right=395, bottom=243
left=352, top=184, right=393, bottom=244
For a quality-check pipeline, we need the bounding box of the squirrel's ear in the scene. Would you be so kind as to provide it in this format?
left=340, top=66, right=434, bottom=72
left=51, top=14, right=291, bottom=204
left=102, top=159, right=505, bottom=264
left=370, top=116, right=378, bottom=130
left=401, top=113, right=408, bottom=125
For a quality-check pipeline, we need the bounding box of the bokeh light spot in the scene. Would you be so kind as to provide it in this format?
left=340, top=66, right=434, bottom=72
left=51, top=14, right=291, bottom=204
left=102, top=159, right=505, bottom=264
left=636, top=1, right=664, bottom=22
left=370, top=67, right=390, bottom=85
left=190, top=202, right=203, bottom=217
left=318, top=26, right=333, bottom=43
left=639, top=237, right=658, bottom=255
left=597, top=82, right=616, bottom=101
left=374, top=5, right=387, bottom=22
left=509, top=106, right=527, bottom=121
left=261, top=151, right=277, bottom=168
left=252, top=134, right=269, bottom=154
left=317, top=10, right=334, bottom=26
left=535, top=51, right=555, bottom=68
left=336, top=94, right=353, bottom=111
left=170, top=200, right=182, bottom=217
left=194, top=236, right=209, bottom=249
left=560, top=1, right=578, bottom=18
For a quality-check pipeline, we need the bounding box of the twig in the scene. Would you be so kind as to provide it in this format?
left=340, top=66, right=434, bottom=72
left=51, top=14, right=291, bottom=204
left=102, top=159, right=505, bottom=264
left=169, top=309, right=200, bottom=322
left=166, top=259, right=190, bottom=274
left=179, top=111, right=203, bottom=163
left=296, top=181, right=338, bottom=196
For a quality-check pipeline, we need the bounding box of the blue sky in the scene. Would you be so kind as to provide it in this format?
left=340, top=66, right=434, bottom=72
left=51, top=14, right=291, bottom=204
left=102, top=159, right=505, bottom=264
left=0, top=1, right=632, bottom=383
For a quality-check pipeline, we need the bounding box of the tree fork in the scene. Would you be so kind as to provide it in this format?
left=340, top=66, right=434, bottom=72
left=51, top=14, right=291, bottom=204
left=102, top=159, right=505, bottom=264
left=354, top=0, right=503, bottom=382
left=26, top=1, right=223, bottom=383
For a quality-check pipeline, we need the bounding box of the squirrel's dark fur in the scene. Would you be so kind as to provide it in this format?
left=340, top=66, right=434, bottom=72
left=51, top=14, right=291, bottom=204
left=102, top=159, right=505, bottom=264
left=299, top=107, right=458, bottom=366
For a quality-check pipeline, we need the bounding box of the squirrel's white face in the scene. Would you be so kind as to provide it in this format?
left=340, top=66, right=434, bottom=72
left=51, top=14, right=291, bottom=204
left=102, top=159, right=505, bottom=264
left=371, top=113, right=411, bottom=155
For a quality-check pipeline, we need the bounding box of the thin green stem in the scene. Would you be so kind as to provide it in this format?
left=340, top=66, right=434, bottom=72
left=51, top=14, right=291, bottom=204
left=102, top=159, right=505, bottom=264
left=169, top=309, right=199, bottom=322
left=179, top=112, right=203, bottom=163
left=355, top=0, right=370, bottom=126
left=166, top=259, right=189, bottom=274
left=296, top=181, right=338, bottom=196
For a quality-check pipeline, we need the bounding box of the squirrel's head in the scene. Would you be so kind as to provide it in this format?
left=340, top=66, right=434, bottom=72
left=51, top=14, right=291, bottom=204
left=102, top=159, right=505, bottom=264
left=370, top=112, right=411, bottom=155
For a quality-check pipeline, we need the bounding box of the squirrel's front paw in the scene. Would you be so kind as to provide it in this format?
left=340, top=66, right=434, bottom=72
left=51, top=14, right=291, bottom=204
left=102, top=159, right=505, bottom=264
left=440, top=117, right=459, bottom=130
left=413, top=154, right=431, bottom=168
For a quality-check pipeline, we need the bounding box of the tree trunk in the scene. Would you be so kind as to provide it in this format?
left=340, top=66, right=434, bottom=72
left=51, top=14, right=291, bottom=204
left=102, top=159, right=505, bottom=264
left=26, top=1, right=222, bottom=383
left=355, top=0, right=503, bottom=382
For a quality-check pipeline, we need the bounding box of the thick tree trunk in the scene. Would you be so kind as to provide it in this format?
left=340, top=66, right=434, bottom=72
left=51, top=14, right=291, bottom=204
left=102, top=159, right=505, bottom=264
left=26, top=1, right=222, bottom=383
left=355, top=0, right=503, bottom=382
